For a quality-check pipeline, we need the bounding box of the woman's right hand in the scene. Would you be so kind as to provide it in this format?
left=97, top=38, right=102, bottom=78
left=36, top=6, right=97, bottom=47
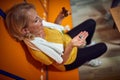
left=54, top=7, right=71, bottom=24
left=71, top=31, right=89, bottom=47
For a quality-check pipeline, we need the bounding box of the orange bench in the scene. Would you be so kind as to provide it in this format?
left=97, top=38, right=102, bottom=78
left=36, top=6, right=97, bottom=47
left=0, top=0, right=80, bottom=80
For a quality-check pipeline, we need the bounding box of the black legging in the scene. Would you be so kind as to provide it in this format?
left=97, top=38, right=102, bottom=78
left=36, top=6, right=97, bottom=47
left=67, top=19, right=96, bottom=45
left=111, top=0, right=120, bottom=8
left=64, top=19, right=107, bottom=71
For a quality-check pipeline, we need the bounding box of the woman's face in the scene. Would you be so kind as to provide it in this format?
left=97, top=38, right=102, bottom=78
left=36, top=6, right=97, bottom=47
left=26, top=9, right=44, bottom=37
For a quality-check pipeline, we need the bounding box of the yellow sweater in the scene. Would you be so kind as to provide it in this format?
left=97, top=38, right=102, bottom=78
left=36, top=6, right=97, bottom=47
left=27, top=27, right=77, bottom=71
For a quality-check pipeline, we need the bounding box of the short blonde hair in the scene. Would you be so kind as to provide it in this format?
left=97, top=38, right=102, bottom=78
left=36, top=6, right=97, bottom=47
left=6, top=2, right=35, bottom=41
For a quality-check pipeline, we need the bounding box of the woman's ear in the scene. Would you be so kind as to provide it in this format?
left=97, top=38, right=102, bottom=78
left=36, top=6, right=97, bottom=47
left=21, top=28, right=29, bottom=34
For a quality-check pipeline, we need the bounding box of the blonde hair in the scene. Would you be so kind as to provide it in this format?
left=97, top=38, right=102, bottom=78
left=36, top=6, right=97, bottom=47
left=6, top=2, right=35, bottom=41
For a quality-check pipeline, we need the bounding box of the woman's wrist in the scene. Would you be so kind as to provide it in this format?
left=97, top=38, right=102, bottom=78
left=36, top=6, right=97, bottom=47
left=54, top=19, right=62, bottom=24
left=69, top=41, right=74, bottom=48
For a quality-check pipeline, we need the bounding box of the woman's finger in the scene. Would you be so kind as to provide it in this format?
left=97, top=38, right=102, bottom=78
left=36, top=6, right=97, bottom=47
left=78, top=31, right=88, bottom=39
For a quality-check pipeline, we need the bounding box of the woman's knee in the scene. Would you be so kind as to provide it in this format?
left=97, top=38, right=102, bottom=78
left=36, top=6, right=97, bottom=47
left=90, top=42, right=107, bottom=58
left=86, top=19, right=96, bottom=27
left=96, top=42, right=107, bottom=53
left=83, top=19, right=96, bottom=31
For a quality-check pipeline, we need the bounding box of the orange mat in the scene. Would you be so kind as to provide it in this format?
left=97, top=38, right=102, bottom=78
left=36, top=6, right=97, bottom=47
left=0, top=0, right=80, bottom=80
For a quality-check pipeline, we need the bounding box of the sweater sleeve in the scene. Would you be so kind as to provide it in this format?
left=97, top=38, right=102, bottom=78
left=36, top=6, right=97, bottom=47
left=27, top=47, right=53, bottom=65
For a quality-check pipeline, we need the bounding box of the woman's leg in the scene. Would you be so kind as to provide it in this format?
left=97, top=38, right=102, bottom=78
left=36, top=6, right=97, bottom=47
left=111, top=0, right=120, bottom=8
left=67, top=19, right=96, bottom=45
left=64, top=43, right=107, bottom=71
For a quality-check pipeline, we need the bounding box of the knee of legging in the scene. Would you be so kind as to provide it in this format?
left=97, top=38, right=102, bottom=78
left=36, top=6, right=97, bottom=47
left=87, top=19, right=96, bottom=27
left=97, top=42, right=108, bottom=53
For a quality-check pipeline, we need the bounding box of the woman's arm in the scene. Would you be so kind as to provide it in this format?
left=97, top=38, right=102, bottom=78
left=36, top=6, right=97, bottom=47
left=61, top=31, right=89, bottom=63
left=54, top=7, right=71, bottom=24
left=61, top=41, right=74, bottom=63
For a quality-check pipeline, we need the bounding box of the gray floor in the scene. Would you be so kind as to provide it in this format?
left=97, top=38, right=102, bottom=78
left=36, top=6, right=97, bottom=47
left=70, top=0, right=120, bottom=80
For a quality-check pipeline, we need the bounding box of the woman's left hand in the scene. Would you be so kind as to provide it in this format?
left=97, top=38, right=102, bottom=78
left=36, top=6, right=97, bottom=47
left=71, top=31, right=89, bottom=47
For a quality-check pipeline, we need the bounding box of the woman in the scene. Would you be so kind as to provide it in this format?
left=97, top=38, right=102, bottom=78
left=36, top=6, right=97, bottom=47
left=5, top=3, right=107, bottom=71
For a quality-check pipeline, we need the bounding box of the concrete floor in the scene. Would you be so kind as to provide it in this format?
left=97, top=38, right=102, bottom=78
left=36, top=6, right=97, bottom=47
left=70, top=0, right=120, bottom=80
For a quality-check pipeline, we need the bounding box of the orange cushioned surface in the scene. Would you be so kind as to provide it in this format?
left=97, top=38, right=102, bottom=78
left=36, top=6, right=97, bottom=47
left=0, top=0, right=79, bottom=80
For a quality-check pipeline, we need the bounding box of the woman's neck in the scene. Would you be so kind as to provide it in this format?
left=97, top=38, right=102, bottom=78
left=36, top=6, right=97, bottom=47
left=35, top=30, right=46, bottom=39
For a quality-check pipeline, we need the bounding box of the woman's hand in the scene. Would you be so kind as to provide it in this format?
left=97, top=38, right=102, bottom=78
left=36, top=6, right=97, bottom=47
left=71, top=31, right=89, bottom=47
left=61, top=31, right=88, bottom=63
left=54, top=7, right=71, bottom=24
